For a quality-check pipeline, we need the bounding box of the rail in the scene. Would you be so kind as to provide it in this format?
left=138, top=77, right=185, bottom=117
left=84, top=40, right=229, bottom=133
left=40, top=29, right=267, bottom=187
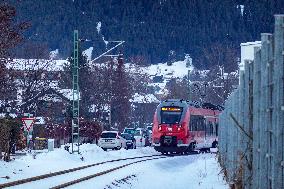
left=0, top=154, right=161, bottom=188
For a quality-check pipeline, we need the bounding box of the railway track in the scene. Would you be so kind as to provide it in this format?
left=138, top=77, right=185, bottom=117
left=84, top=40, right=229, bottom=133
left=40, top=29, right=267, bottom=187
left=50, top=156, right=167, bottom=189
left=0, top=152, right=197, bottom=189
left=0, top=154, right=166, bottom=189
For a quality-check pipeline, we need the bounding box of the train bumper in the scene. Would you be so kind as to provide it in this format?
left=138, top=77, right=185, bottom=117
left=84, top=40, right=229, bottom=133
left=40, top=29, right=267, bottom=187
left=154, top=144, right=188, bottom=153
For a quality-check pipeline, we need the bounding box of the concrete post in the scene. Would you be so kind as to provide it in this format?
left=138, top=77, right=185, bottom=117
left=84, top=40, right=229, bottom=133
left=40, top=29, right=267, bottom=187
left=260, top=33, right=273, bottom=189
left=272, top=15, right=284, bottom=189
left=252, top=47, right=261, bottom=189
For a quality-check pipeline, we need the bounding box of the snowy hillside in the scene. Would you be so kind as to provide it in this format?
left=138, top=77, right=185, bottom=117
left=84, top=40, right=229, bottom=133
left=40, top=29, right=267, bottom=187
left=125, top=58, right=194, bottom=96
left=8, top=57, right=194, bottom=100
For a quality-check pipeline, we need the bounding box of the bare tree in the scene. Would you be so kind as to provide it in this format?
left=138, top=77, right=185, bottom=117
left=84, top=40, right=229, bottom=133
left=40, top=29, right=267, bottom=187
left=189, top=43, right=239, bottom=105
left=165, top=78, right=189, bottom=100
left=0, top=3, right=29, bottom=161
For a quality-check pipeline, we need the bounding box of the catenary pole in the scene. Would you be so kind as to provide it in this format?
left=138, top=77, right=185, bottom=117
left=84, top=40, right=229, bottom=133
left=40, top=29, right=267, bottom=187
left=72, top=30, right=80, bottom=154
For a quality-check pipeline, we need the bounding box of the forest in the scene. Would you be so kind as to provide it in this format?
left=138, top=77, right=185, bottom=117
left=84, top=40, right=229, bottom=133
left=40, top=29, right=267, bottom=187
left=8, top=0, right=284, bottom=68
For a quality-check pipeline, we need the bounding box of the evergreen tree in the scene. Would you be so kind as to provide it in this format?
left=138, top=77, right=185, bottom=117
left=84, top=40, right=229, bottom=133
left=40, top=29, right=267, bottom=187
left=111, top=54, right=131, bottom=131
left=7, top=0, right=284, bottom=67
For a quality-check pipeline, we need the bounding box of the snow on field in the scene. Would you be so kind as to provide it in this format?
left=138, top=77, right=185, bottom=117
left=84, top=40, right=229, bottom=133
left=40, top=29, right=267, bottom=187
left=0, top=144, right=158, bottom=184
left=70, top=152, right=228, bottom=189
left=0, top=144, right=228, bottom=189
left=144, top=60, right=193, bottom=79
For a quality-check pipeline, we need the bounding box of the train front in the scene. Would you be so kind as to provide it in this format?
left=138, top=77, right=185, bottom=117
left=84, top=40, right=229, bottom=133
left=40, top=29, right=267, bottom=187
left=152, top=100, right=189, bottom=153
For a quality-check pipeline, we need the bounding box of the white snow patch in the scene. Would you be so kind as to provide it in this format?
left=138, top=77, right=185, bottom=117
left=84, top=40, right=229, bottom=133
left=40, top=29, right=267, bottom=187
left=126, top=154, right=228, bottom=189
left=237, top=5, right=245, bottom=16
left=82, top=47, right=93, bottom=61
left=49, top=49, right=59, bottom=60
left=7, top=59, right=69, bottom=71
left=96, top=22, right=101, bottom=34
left=240, top=41, right=261, bottom=71
left=102, top=36, right=108, bottom=46
left=130, top=93, right=160, bottom=104
left=145, top=60, right=193, bottom=79
left=58, top=89, right=80, bottom=101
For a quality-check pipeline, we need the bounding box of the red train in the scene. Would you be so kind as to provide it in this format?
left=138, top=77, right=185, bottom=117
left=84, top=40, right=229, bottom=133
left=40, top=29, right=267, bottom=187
left=152, top=99, right=222, bottom=153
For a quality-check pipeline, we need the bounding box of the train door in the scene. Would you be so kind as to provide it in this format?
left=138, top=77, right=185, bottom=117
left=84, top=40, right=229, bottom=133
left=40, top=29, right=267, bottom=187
left=189, top=115, right=206, bottom=146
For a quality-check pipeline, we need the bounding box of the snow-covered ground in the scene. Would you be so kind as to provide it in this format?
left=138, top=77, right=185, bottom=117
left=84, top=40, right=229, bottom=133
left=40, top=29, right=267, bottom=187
left=0, top=144, right=228, bottom=189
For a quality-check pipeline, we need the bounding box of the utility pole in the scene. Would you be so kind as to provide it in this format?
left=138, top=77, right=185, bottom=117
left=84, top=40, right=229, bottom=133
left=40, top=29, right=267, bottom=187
left=69, top=38, right=124, bottom=142
left=188, top=69, right=190, bottom=100
left=72, top=30, right=80, bottom=154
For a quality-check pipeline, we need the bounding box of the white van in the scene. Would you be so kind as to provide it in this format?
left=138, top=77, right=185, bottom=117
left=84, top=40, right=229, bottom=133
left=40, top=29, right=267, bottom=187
left=147, top=126, right=153, bottom=146
left=134, top=128, right=150, bottom=147
left=98, top=131, right=126, bottom=151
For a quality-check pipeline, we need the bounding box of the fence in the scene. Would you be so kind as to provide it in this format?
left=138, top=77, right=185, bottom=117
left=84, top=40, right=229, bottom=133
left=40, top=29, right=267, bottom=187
left=218, top=15, right=284, bottom=189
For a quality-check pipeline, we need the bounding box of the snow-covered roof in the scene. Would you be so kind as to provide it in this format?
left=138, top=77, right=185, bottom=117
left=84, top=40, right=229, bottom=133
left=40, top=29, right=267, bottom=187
left=130, top=93, right=159, bottom=104
left=7, top=59, right=69, bottom=71
left=58, top=89, right=80, bottom=101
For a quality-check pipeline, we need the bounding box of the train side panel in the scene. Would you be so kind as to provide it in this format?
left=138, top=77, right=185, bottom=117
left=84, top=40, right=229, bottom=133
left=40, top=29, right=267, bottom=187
left=188, top=108, right=219, bottom=150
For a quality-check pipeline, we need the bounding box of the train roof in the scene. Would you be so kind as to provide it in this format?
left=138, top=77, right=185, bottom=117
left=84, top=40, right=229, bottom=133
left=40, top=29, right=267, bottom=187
left=159, top=99, right=188, bottom=108
left=160, top=99, right=224, bottom=111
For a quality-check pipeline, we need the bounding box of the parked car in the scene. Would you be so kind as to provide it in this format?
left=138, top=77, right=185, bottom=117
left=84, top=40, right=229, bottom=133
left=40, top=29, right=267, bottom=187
left=121, top=133, right=136, bottom=149
left=123, top=127, right=136, bottom=135
left=134, top=128, right=150, bottom=147
left=98, top=131, right=126, bottom=151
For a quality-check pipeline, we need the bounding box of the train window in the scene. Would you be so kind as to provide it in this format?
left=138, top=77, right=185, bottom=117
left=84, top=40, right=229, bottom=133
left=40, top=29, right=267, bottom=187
left=161, top=107, right=183, bottom=124
left=189, top=115, right=205, bottom=131
left=205, top=122, right=213, bottom=136
left=216, top=123, right=218, bottom=136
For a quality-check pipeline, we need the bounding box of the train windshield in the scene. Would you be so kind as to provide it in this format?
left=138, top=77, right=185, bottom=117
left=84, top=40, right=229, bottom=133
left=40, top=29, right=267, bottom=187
left=160, top=107, right=183, bottom=124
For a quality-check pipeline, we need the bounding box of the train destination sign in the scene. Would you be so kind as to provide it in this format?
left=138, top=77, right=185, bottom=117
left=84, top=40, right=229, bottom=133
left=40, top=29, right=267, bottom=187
left=161, top=107, right=182, bottom=111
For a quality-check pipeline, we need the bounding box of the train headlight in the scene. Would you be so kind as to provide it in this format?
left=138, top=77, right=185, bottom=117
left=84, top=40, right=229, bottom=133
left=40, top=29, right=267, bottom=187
left=178, top=139, right=183, bottom=144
